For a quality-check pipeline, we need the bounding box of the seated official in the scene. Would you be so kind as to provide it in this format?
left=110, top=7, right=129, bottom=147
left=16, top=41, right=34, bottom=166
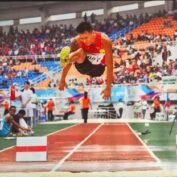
left=63, top=100, right=76, bottom=120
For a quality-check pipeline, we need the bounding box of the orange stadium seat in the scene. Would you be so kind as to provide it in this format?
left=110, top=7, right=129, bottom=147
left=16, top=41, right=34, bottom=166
left=12, top=62, right=48, bottom=73
left=34, top=79, right=51, bottom=89
left=126, top=16, right=177, bottom=39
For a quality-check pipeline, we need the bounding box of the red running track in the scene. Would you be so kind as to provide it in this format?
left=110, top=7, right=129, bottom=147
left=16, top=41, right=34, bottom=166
left=0, top=123, right=161, bottom=172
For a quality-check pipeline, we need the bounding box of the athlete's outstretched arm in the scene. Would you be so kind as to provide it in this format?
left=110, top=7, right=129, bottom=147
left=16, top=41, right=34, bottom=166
left=58, top=39, right=80, bottom=90
left=101, top=36, right=113, bottom=99
left=59, top=63, right=72, bottom=90
left=7, top=116, right=31, bottom=132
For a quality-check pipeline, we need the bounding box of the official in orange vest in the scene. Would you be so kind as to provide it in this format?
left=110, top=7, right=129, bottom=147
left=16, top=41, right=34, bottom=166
left=63, top=100, right=76, bottom=120
left=150, top=96, right=161, bottom=120
left=47, top=98, right=55, bottom=121
left=79, top=91, right=91, bottom=123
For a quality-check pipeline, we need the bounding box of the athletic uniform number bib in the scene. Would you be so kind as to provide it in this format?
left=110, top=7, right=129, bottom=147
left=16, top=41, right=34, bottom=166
left=87, top=53, right=105, bottom=65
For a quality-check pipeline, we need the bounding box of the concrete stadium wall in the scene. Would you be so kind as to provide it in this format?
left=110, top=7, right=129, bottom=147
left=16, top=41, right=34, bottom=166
left=0, top=1, right=171, bottom=32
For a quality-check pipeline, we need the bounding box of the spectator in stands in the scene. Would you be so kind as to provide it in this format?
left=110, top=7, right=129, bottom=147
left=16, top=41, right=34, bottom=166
left=79, top=91, right=91, bottom=123
left=22, top=68, right=29, bottom=78
left=0, top=106, right=31, bottom=137
left=174, top=30, right=177, bottom=39
left=86, top=77, right=92, bottom=85
left=162, top=46, right=168, bottom=63
left=59, top=22, right=113, bottom=99
left=11, top=109, right=33, bottom=136
left=163, top=20, right=172, bottom=28
left=47, top=98, right=55, bottom=121
left=90, top=12, right=96, bottom=23
left=63, top=100, right=76, bottom=120
left=83, top=13, right=88, bottom=22
left=16, top=70, right=22, bottom=77
left=33, top=67, right=40, bottom=75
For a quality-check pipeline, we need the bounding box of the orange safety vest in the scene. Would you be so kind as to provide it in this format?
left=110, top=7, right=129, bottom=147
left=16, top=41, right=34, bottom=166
left=80, top=97, right=90, bottom=109
left=69, top=104, right=76, bottom=113
left=47, top=100, right=55, bottom=111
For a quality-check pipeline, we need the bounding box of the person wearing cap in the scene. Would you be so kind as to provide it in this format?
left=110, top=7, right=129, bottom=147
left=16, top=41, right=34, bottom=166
left=63, top=100, right=76, bottom=120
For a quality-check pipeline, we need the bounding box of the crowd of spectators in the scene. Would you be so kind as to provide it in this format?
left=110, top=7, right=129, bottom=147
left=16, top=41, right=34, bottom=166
left=112, top=30, right=177, bottom=85
left=0, top=57, right=43, bottom=89
left=0, top=8, right=176, bottom=88
left=0, top=10, right=166, bottom=57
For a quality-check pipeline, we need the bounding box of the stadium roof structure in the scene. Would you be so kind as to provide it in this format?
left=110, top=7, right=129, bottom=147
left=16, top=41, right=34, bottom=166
left=0, top=1, right=64, bottom=10
left=0, top=1, right=148, bottom=10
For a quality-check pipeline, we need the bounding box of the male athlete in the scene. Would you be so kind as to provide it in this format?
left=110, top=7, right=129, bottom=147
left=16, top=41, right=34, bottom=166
left=58, top=22, right=113, bottom=99
left=0, top=106, right=31, bottom=137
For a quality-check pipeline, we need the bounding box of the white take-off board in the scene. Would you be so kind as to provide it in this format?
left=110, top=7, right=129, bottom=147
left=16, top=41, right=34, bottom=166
left=16, top=136, right=47, bottom=161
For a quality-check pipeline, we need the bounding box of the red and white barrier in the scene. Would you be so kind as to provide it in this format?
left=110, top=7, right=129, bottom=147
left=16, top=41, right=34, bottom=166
left=16, top=136, right=47, bottom=161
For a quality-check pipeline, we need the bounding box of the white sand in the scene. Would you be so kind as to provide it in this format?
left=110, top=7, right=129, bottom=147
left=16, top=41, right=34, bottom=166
left=1, top=171, right=177, bottom=177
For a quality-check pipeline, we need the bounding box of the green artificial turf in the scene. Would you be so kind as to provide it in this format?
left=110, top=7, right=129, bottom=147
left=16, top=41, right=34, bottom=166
left=130, top=122, right=177, bottom=161
left=0, top=123, right=75, bottom=150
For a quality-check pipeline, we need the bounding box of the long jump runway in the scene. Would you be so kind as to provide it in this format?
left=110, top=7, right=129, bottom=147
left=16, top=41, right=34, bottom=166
left=0, top=123, right=161, bottom=172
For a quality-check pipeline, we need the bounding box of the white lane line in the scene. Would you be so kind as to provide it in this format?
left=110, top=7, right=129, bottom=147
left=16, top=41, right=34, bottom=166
left=47, top=123, right=79, bottom=136
left=51, top=122, right=104, bottom=172
left=126, top=123, right=160, bottom=162
left=0, top=145, right=15, bottom=153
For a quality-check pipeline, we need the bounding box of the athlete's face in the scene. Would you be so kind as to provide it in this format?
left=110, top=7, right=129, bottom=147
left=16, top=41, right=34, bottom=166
left=78, top=31, right=94, bottom=46
left=9, top=107, right=16, bottom=116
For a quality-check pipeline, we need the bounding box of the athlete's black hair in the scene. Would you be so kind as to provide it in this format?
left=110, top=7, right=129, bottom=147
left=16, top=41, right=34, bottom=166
left=18, top=109, right=26, bottom=115
left=84, top=91, right=88, bottom=98
left=25, top=81, right=30, bottom=85
left=76, top=22, right=93, bottom=34
left=9, top=106, right=16, bottom=110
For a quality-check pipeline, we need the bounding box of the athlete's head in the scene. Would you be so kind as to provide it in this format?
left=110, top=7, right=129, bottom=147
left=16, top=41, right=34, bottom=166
left=18, top=109, right=26, bottom=118
left=24, top=81, right=30, bottom=89
left=84, top=91, right=88, bottom=98
left=76, top=22, right=93, bottom=33
left=76, top=22, right=94, bottom=46
left=9, top=106, right=16, bottom=116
